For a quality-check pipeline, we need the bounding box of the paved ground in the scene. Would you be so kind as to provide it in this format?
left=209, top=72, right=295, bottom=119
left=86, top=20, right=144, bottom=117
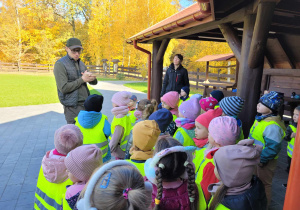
left=0, top=80, right=288, bottom=210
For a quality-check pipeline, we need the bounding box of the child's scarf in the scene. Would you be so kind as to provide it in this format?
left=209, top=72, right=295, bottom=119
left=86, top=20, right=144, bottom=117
left=180, top=95, right=189, bottom=101
left=193, top=138, right=209, bottom=148
left=134, top=110, right=143, bottom=120
left=255, top=113, right=275, bottom=122
left=53, top=149, right=66, bottom=156
left=111, top=106, right=129, bottom=118
left=175, top=118, right=195, bottom=130
left=170, top=107, right=178, bottom=116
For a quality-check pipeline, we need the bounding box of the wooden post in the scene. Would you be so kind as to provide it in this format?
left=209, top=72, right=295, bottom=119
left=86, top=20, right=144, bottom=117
left=237, top=14, right=265, bottom=138
left=196, top=68, right=200, bottom=89
left=248, top=1, right=276, bottom=69
left=219, top=23, right=242, bottom=62
left=151, top=39, right=170, bottom=102
left=205, top=61, right=209, bottom=81
left=217, top=69, right=221, bottom=81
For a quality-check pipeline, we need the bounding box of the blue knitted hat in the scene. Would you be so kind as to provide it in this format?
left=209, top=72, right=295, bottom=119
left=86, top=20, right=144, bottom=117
left=210, top=90, right=224, bottom=102
left=181, top=86, right=190, bottom=96
left=149, top=108, right=173, bottom=133
left=259, top=91, right=284, bottom=112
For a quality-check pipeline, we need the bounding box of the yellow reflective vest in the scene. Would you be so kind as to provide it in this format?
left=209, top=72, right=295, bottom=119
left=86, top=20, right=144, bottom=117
left=173, top=127, right=196, bottom=147
left=111, top=115, right=132, bottom=151
left=208, top=198, right=231, bottom=210
left=249, top=119, right=285, bottom=159
left=126, top=159, right=146, bottom=176
left=179, top=97, right=190, bottom=107
left=62, top=195, right=72, bottom=210
left=75, top=114, right=109, bottom=159
left=129, top=110, right=137, bottom=125
left=287, top=124, right=297, bottom=158
left=34, top=166, right=72, bottom=210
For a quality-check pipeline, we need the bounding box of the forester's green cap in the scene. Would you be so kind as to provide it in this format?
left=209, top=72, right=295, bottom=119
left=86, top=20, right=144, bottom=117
left=66, top=38, right=83, bottom=50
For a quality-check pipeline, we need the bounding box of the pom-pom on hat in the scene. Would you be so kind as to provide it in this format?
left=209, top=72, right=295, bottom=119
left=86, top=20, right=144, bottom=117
left=84, top=94, right=104, bottom=112
left=219, top=96, right=245, bottom=117
left=161, top=91, right=179, bottom=108
left=54, top=124, right=83, bottom=155
left=111, top=91, right=132, bottom=106
left=179, top=98, right=201, bottom=120
left=209, top=116, right=240, bottom=146
left=259, top=91, right=284, bottom=112
left=199, top=97, right=218, bottom=111
left=149, top=108, right=173, bottom=133
left=64, top=144, right=103, bottom=182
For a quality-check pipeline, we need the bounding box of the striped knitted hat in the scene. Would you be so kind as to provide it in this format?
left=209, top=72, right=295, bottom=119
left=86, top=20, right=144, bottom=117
left=219, top=96, right=245, bottom=117
left=65, top=145, right=103, bottom=182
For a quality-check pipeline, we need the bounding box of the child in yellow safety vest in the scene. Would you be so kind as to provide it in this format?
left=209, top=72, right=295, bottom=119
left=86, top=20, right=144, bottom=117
left=161, top=91, right=180, bottom=136
left=110, top=91, right=132, bottom=159
left=174, top=98, right=201, bottom=146
left=179, top=86, right=190, bottom=107
left=194, top=116, right=240, bottom=204
left=75, top=94, right=111, bottom=163
left=128, top=95, right=137, bottom=124
left=34, top=125, right=83, bottom=210
left=219, top=96, right=245, bottom=142
left=208, top=139, right=267, bottom=210
left=76, top=160, right=153, bottom=210
left=248, top=91, right=286, bottom=206
left=126, top=120, right=161, bottom=176
left=63, top=145, right=103, bottom=210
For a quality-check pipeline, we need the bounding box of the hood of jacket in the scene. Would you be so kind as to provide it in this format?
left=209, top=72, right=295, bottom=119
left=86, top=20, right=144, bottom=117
left=264, top=115, right=286, bottom=131
left=77, top=110, right=102, bottom=129
left=169, top=63, right=184, bottom=71
left=42, top=150, right=68, bottom=184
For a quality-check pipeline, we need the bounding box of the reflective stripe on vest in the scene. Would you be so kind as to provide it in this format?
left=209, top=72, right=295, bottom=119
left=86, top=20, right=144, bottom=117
left=173, top=127, right=196, bottom=147
left=75, top=114, right=109, bottom=158
left=126, top=160, right=146, bottom=176
left=249, top=119, right=285, bottom=159
left=34, top=166, right=72, bottom=210
left=111, top=115, right=132, bottom=152
left=287, top=124, right=297, bottom=158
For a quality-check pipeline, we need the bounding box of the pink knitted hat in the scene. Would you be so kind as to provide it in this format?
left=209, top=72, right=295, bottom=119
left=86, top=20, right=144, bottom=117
left=208, top=116, right=240, bottom=146
left=111, top=91, right=132, bottom=106
left=195, top=108, right=223, bottom=128
left=64, top=145, right=103, bottom=181
left=54, top=124, right=83, bottom=155
left=161, top=91, right=179, bottom=109
left=199, top=97, right=218, bottom=111
left=179, top=98, right=201, bottom=120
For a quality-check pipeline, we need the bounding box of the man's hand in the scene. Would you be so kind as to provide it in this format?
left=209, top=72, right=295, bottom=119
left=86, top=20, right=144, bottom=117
left=81, top=70, right=96, bottom=82
left=291, top=132, right=296, bottom=138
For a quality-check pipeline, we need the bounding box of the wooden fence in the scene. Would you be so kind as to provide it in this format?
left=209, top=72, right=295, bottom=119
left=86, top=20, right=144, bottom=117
left=0, top=62, right=236, bottom=90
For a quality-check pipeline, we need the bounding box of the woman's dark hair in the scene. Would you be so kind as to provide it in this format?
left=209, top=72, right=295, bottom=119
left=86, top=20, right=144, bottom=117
left=154, top=137, right=197, bottom=210
left=208, top=184, right=229, bottom=210
left=174, top=54, right=183, bottom=61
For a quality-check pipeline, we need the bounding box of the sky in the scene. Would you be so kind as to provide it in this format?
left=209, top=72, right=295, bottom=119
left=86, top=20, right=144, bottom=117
left=180, top=0, right=195, bottom=8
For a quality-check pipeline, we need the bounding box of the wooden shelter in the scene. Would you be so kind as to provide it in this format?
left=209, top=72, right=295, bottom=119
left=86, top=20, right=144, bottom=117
left=127, top=1, right=300, bottom=207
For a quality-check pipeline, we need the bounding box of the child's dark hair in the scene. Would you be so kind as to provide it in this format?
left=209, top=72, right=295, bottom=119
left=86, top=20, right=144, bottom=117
left=295, top=106, right=300, bottom=112
left=175, top=54, right=183, bottom=61
left=80, top=165, right=151, bottom=209
left=154, top=137, right=197, bottom=210
left=208, top=184, right=228, bottom=210
left=138, top=99, right=158, bottom=120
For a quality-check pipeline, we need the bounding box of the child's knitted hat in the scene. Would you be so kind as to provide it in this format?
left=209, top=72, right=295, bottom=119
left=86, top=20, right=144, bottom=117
left=149, top=108, right=173, bottom=133
left=259, top=91, right=284, bottom=112
left=210, top=90, right=224, bottom=102
left=111, top=91, right=132, bottom=106
left=190, top=94, right=203, bottom=102
left=181, top=86, right=190, bottom=96
left=195, top=108, right=223, bottom=128
left=84, top=94, right=104, bottom=112
left=179, top=98, right=201, bottom=120
left=64, top=145, right=103, bottom=182
left=161, top=91, right=179, bottom=109
left=220, top=96, right=245, bottom=117
left=54, top=124, right=83, bottom=155
left=214, top=139, right=262, bottom=187
left=199, top=97, right=218, bottom=111
left=130, top=95, right=137, bottom=102
left=208, top=116, right=240, bottom=146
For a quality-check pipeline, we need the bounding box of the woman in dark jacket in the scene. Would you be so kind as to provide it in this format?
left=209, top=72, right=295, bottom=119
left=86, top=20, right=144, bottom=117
left=160, top=54, right=190, bottom=97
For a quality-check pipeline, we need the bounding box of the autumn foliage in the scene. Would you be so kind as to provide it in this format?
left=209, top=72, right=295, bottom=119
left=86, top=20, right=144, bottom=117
left=0, top=0, right=233, bottom=72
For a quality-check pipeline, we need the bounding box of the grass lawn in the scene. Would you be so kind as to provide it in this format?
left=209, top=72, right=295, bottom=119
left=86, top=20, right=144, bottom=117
left=0, top=73, right=101, bottom=107
left=123, top=82, right=203, bottom=95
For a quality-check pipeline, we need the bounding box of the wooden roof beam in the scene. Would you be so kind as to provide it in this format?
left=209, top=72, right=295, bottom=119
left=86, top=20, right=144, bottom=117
left=219, top=23, right=242, bottom=62
left=248, top=1, right=276, bottom=69
left=276, top=35, right=296, bottom=69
